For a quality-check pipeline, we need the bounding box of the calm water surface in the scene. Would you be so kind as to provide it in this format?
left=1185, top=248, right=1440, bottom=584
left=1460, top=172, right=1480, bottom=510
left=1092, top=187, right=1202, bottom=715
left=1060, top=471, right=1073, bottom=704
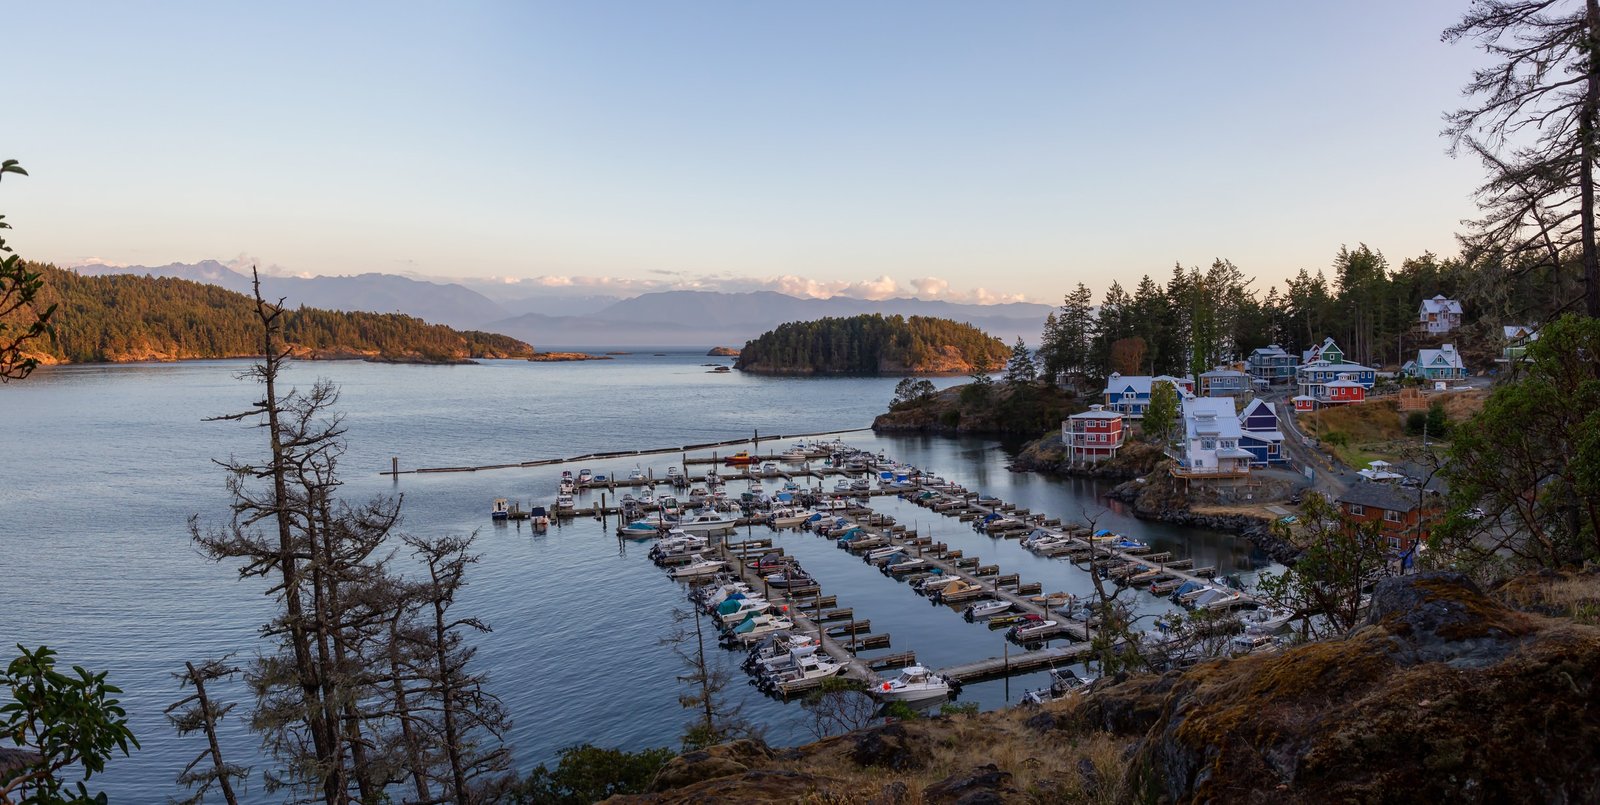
left=0, top=353, right=1273, bottom=800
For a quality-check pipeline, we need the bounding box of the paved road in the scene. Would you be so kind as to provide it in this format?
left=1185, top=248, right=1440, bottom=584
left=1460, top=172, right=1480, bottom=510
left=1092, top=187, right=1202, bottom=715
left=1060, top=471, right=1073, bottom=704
left=1264, top=388, right=1353, bottom=501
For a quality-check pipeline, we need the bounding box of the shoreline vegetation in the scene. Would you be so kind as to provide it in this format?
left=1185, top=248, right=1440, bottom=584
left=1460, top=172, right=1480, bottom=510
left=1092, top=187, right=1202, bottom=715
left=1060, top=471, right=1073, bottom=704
left=735, top=314, right=1008, bottom=375
left=11, top=263, right=538, bottom=365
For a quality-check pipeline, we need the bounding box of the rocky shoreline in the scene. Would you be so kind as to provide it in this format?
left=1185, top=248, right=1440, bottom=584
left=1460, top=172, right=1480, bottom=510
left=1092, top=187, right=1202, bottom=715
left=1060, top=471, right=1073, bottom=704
left=1105, top=481, right=1302, bottom=565
left=527, top=351, right=613, bottom=362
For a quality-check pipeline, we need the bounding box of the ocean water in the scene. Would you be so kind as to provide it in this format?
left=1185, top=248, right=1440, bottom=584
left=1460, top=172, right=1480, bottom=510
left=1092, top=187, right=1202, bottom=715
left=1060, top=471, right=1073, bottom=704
left=0, top=352, right=1274, bottom=801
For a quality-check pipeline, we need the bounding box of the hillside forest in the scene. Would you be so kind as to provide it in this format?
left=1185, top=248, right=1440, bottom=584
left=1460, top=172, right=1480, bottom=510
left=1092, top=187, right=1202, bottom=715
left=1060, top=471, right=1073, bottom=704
left=11, top=263, right=536, bottom=364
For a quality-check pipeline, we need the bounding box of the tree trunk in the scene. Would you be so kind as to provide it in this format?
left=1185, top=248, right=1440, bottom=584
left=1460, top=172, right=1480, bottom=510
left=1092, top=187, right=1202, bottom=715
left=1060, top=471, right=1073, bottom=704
left=1584, top=0, right=1600, bottom=317
left=185, top=662, right=240, bottom=805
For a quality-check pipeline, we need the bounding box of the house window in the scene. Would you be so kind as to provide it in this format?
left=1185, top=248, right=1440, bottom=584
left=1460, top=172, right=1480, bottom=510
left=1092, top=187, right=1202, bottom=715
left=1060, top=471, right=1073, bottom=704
left=1202, top=439, right=1216, bottom=450
left=1349, top=504, right=1365, bottom=516
left=1384, top=510, right=1402, bottom=523
left=1268, top=444, right=1278, bottom=456
left=1388, top=537, right=1401, bottom=550
left=1221, top=440, right=1235, bottom=449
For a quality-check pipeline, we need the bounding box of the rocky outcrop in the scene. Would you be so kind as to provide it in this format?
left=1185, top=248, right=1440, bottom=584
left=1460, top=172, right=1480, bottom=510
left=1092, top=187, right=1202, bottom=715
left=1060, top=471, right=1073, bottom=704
left=1074, top=572, right=1600, bottom=803
left=920, top=764, right=1019, bottom=804
left=527, top=351, right=612, bottom=362
left=707, top=346, right=741, bottom=357
left=647, top=740, right=776, bottom=792
left=1105, top=480, right=1303, bottom=565
left=1008, top=434, right=1165, bottom=480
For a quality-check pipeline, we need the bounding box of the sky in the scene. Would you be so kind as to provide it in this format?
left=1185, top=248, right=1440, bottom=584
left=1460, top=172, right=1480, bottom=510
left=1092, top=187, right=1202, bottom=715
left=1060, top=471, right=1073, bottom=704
left=6, top=1, right=1493, bottom=304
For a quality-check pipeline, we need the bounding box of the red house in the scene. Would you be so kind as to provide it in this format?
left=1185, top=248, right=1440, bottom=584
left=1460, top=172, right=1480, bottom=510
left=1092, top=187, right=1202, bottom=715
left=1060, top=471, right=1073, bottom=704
left=1063, top=404, right=1125, bottom=464
left=1292, top=395, right=1317, bottom=412
left=1336, top=483, right=1442, bottom=553
left=1320, top=372, right=1367, bottom=407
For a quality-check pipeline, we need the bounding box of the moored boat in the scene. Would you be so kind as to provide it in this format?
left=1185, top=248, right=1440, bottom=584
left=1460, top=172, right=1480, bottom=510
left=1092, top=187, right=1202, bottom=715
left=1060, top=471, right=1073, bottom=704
left=672, top=554, right=727, bottom=579
left=874, top=665, right=956, bottom=702
left=491, top=498, right=510, bottom=520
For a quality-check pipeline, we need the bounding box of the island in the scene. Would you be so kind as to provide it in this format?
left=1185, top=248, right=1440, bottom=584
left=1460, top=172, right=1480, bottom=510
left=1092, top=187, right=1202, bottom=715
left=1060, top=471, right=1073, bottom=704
left=706, top=346, right=741, bottom=357
left=734, top=314, right=1007, bottom=375
left=17, top=263, right=539, bottom=365
left=527, top=352, right=613, bottom=362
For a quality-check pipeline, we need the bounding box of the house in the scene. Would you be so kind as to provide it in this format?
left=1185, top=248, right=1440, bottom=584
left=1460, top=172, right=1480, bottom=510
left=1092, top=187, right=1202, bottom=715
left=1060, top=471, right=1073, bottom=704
left=1337, top=482, right=1442, bottom=553
left=1101, top=373, right=1195, bottom=418
left=1167, top=396, right=1253, bottom=478
left=1236, top=398, right=1287, bottom=466
left=1292, top=395, right=1317, bottom=413
left=1198, top=366, right=1252, bottom=397
left=1062, top=404, right=1125, bottom=464
left=1418, top=295, right=1463, bottom=334
left=1301, top=336, right=1345, bottom=366
left=1246, top=344, right=1297, bottom=385
left=1403, top=343, right=1468, bottom=381
left=1502, top=325, right=1538, bottom=362
left=1321, top=372, right=1367, bottom=406
left=1296, top=360, right=1376, bottom=401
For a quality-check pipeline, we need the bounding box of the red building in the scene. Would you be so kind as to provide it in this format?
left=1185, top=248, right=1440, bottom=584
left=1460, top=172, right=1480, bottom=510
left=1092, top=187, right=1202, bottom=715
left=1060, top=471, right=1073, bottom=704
left=1336, top=483, right=1442, bottom=553
left=1322, top=372, right=1367, bottom=406
left=1063, top=404, right=1125, bottom=464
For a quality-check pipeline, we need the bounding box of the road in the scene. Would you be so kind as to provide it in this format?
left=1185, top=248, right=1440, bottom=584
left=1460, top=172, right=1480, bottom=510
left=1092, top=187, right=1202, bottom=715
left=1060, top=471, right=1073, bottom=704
left=1264, top=388, right=1353, bottom=501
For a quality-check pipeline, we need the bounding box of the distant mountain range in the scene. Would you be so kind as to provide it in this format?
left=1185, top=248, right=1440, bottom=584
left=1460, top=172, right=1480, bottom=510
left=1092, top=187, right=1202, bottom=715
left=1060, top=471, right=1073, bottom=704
left=72, top=261, right=1054, bottom=348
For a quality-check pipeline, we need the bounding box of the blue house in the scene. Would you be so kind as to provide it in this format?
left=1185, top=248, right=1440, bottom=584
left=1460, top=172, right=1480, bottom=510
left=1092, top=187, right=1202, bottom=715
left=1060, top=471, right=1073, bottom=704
left=1237, top=398, right=1287, bottom=467
left=1296, top=360, right=1376, bottom=399
left=1246, top=344, right=1297, bottom=385
left=1101, top=373, right=1195, bottom=418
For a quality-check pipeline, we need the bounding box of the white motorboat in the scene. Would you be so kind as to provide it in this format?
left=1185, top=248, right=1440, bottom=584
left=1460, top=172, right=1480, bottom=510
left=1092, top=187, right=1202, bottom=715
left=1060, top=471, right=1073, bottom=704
left=865, top=545, right=904, bottom=562
left=766, top=652, right=848, bottom=694
left=628, top=466, right=646, bottom=481
left=672, top=554, right=727, bottom=579
left=1021, top=669, right=1093, bottom=705
left=915, top=574, right=961, bottom=594
left=491, top=498, right=510, bottom=520
left=1230, top=633, right=1279, bottom=655
left=963, top=600, right=1012, bottom=621
left=1241, top=606, right=1296, bottom=634
left=834, top=479, right=851, bottom=492
left=554, top=493, right=576, bottom=512
left=883, top=556, right=926, bottom=575
left=728, top=612, right=796, bottom=643
left=714, top=596, right=772, bottom=625
left=558, top=478, right=576, bottom=494
left=874, top=665, right=955, bottom=702
left=1008, top=616, right=1059, bottom=642
left=676, top=511, right=736, bottom=535
left=768, top=507, right=811, bottom=528
left=761, top=462, right=779, bottom=476
left=577, top=469, right=592, bottom=484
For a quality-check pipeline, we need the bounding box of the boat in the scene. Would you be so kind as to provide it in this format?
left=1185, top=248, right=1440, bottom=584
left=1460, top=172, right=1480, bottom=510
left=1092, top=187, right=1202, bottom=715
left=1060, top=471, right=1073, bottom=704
left=764, top=652, right=848, bottom=694
left=638, top=491, right=656, bottom=506
left=1230, top=633, right=1279, bottom=655
left=934, top=579, right=987, bottom=603
left=491, top=498, right=510, bottom=520
left=780, top=447, right=809, bottom=462
left=849, top=477, right=871, bottom=492
left=675, top=511, right=736, bottom=535
left=666, top=465, right=683, bottom=481
left=528, top=506, right=550, bottom=527
left=628, top=466, right=646, bottom=481
left=1021, top=669, right=1093, bottom=706
left=761, top=462, right=778, bottom=476
left=764, top=568, right=815, bottom=588
left=577, top=469, right=592, bottom=484
left=671, top=554, right=727, bottom=579
left=1241, top=606, right=1296, bottom=634
left=723, top=451, right=757, bottom=466
left=874, top=665, right=956, bottom=702
left=768, top=507, right=811, bottom=528
left=554, top=493, right=576, bottom=513
left=963, top=600, right=1012, bottom=621
left=617, top=519, right=662, bottom=539
left=711, top=365, right=732, bottom=373
left=745, top=552, right=790, bottom=571
left=883, top=557, right=927, bottom=575
left=1007, top=614, right=1060, bottom=642
left=728, top=612, right=795, bottom=643
left=915, top=574, right=960, bottom=595
left=834, top=479, right=851, bottom=492
left=1192, top=587, right=1246, bottom=611
left=715, top=595, right=772, bottom=625
left=743, top=633, right=817, bottom=672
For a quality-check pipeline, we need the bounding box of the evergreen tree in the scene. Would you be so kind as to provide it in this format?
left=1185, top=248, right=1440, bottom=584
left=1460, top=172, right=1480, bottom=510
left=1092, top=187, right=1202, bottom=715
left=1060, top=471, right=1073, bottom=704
left=1004, top=337, right=1036, bottom=386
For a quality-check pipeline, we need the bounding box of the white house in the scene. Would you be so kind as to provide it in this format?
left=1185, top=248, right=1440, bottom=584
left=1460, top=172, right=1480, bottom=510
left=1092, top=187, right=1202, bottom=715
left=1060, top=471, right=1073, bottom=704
left=1101, top=373, right=1196, bottom=418
left=1418, top=295, right=1463, bottom=334
left=1168, top=396, right=1253, bottom=478
left=1502, top=325, right=1538, bottom=362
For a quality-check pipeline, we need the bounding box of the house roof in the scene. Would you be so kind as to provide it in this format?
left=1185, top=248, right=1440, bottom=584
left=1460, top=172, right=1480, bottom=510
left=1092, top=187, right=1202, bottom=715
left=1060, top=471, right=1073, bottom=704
left=1417, top=345, right=1466, bottom=370
left=1325, top=375, right=1365, bottom=388
left=1238, top=398, right=1274, bottom=420
left=1183, top=397, right=1242, bottom=440
left=1250, top=344, right=1290, bottom=358
left=1069, top=404, right=1122, bottom=420
left=1337, top=482, right=1427, bottom=513
left=1200, top=367, right=1248, bottom=379
left=1241, top=429, right=1284, bottom=443
left=1420, top=295, right=1463, bottom=315
left=1502, top=325, right=1538, bottom=340
left=1302, top=336, right=1341, bottom=363
left=1299, top=361, right=1374, bottom=375
left=1102, top=373, right=1193, bottom=396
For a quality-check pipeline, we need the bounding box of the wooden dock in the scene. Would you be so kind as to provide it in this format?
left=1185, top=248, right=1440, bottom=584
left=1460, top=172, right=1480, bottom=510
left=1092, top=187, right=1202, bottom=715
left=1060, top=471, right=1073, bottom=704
left=935, top=643, right=1097, bottom=684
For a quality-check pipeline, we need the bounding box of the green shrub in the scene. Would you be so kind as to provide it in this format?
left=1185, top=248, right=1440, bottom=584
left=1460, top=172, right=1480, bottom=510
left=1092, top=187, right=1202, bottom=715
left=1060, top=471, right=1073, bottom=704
left=515, top=744, right=675, bottom=804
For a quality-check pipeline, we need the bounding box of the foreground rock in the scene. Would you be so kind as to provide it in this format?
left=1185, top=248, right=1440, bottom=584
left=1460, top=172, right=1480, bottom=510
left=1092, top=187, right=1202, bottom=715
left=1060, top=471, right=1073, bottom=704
left=613, top=572, right=1600, bottom=803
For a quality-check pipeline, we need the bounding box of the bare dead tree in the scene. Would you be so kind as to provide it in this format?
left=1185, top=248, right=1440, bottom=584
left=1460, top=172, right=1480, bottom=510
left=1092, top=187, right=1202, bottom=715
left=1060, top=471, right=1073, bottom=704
left=659, top=608, right=760, bottom=751
left=166, top=659, right=248, bottom=805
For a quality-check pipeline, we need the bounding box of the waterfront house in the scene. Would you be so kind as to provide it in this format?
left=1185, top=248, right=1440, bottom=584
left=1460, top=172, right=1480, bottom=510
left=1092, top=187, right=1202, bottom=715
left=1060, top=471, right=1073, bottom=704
left=1062, top=404, right=1125, bottom=464
left=1337, top=482, right=1442, bottom=553
left=1236, top=398, right=1287, bottom=466
left=1101, top=373, right=1195, bottom=418
left=1198, top=365, right=1252, bottom=397
left=1292, top=395, right=1317, bottom=413
left=1246, top=344, right=1297, bottom=385
left=1167, top=396, right=1253, bottom=478
left=1418, top=295, right=1463, bottom=334
left=1296, top=359, right=1376, bottom=401
left=1301, top=336, right=1345, bottom=366
left=1403, top=344, right=1468, bottom=381
left=1502, top=325, right=1538, bottom=362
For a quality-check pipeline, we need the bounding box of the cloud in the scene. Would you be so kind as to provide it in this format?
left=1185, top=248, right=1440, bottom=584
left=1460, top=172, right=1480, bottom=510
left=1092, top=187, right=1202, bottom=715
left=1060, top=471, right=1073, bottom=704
left=223, top=253, right=305, bottom=278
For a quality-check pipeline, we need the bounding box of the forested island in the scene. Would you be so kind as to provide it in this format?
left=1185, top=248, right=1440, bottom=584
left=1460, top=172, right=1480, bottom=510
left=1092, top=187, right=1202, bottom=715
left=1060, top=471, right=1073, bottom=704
left=734, top=314, right=1007, bottom=375
left=13, top=264, right=536, bottom=364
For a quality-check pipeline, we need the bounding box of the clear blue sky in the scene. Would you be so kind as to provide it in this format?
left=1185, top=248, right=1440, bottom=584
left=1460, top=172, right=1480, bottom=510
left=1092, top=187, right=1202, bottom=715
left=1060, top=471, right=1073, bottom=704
left=6, top=1, right=1489, bottom=303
